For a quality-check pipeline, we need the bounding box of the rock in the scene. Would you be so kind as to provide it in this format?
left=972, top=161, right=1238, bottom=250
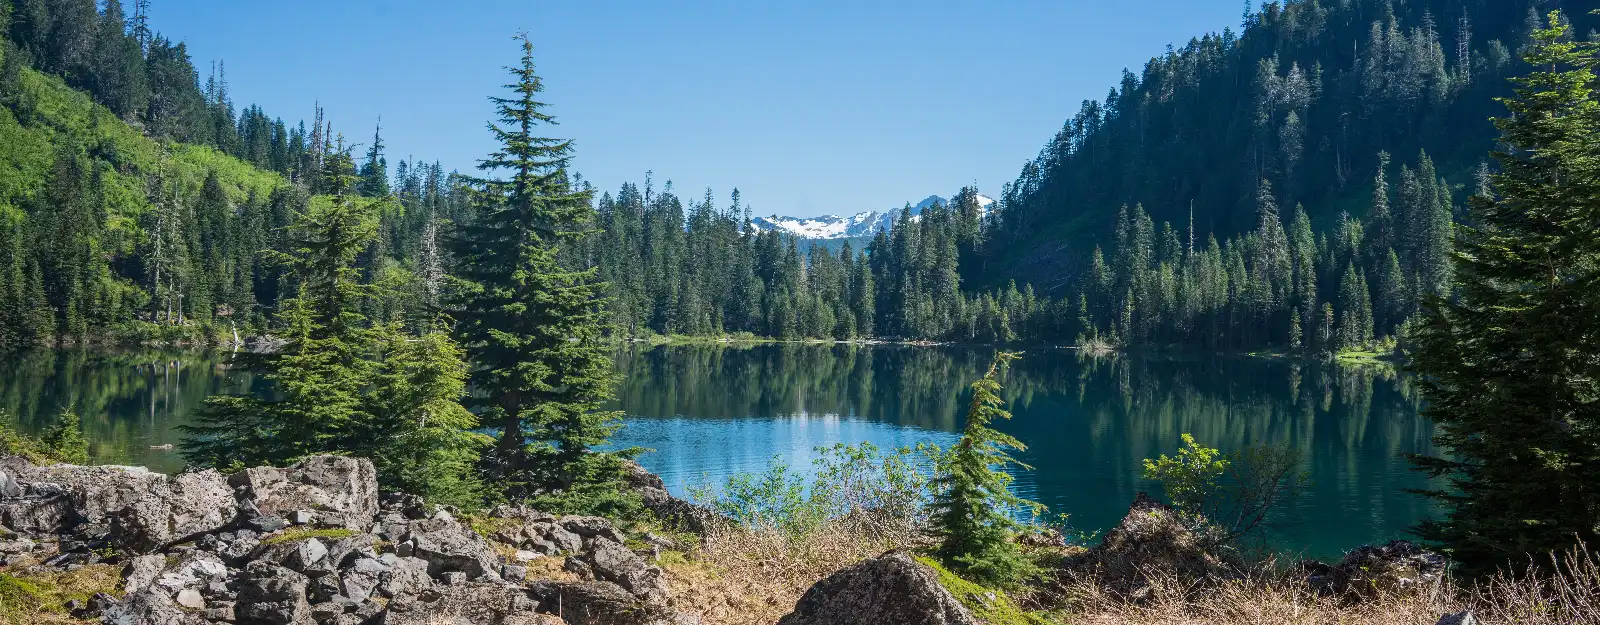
left=502, top=564, right=528, bottom=583
left=403, top=517, right=501, bottom=580
left=111, top=469, right=235, bottom=554
left=101, top=589, right=208, bottom=625
left=250, top=515, right=291, bottom=533
left=204, top=601, right=237, bottom=622
left=584, top=538, right=668, bottom=603
left=287, top=537, right=330, bottom=572
left=321, top=533, right=379, bottom=569
left=378, top=556, right=435, bottom=598
left=13, top=462, right=169, bottom=536
left=776, top=551, right=977, bottom=625
left=236, top=562, right=315, bottom=625
left=560, top=516, right=626, bottom=544
left=621, top=460, right=719, bottom=534
left=527, top=580, right=672, bottom=625
left=1070, top=492, right=1231, bottom=598
left=1436, top=611, right=1478, bottom=625
left=122, top=554, right=167, bottom=595
left=288, top=509, right=318, bottom=525
left=175, top=587, right=206, bottom=609
left=379, top=580, right=541, bottom=625
left=153, top=550, right=230, bottom=595
left=513, top=550, right=541, bottom=562
left=231, top=456, right=379, bottom=530
left=1321, top=540, right=1447, bottom=600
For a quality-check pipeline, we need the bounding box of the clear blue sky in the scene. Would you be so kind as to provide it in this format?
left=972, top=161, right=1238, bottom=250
left=146, top=0, right=1241, bottom=218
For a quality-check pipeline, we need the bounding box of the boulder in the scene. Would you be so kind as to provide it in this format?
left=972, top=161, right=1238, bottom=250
left=526, top=580, right=672, bottom=625
left=101, top=589, right=209, bottom=625
left=402, top=517, right=501, bottom=580
left=583, top=538, right=668, bottom=603
left=378, top=556, right=435, bottom=598
left=1070, top=492, right=1231, bottom=597
left=379, top=581, right=542, bottom=625
left=1436, top=611, right=1477, bottom=625
left=778, top=551, right=977, bottom=625
left=0, top=459, right=168, bottom=536
left=1319, top=540, right=1447, bottom=600
left=560, top=516, right=626, bottom=544
left=152, top=550, right=230, bottom=595
left=231, top=456, right=379, bottom=530
left=111, top=469, right=236, bottom=553
left=236, top=561, right=315, bottom=625
left=120, top=554, right=168, bottom=596
left=621, top=460, right=719, bottom=534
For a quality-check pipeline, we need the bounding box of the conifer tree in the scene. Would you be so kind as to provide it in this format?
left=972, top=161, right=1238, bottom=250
left=1410, top=13, right=1600, bottom=576
left=450, top=36, right=626, bottom=509
left=931, top=351, right=1042, bottom=586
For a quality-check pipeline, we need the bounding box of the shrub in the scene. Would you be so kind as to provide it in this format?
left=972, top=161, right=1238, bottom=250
left=1143, top=434, right=1309, bottom=545
left=691, top=441, right=932, bottom=538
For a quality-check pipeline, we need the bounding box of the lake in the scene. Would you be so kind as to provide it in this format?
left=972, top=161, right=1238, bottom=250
left=0, top=344, right=1437, bottom=558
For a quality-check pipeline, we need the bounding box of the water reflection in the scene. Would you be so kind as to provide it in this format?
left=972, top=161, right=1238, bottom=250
left=0, top=344, right=1434, bottom=557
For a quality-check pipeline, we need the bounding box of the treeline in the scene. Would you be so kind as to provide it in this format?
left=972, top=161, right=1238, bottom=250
left=986, top=0, right=1587, bottom=309
left=4, top=0, right=331, bottom=181
left=1076, top=149, right=1455, bottom=350
left=581, top=183, right=1062, bottom=343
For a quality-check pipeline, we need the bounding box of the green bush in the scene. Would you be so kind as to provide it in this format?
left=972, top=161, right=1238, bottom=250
left=1143, top=433, right=1310, bottom=544
left=691, top=441, right=932, bottom=537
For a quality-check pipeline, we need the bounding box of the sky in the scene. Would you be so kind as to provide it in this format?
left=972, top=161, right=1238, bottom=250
left=146, top=0, right=1242, bottom=218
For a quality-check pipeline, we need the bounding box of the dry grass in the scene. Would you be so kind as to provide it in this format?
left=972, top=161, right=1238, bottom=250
left=661, top=518, right=921, bottom=625
left=1056, top=546, right=1600, bottom=625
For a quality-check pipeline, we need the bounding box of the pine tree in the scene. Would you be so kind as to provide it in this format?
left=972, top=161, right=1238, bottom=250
left=450, top=36, right=627, bottom=510
left=39, top=408, right=90, bottom=465
left=930, top=352, right=1043, bottom=587
left=1409, top=13, right=1600, bottom=577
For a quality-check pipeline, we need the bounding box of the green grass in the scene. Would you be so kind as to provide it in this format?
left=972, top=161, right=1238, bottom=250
left=259, top=527, right=359, bottom=546
left=915, top=556, right=1058, bottom=625
left=0, top=564, right=121, bottom=624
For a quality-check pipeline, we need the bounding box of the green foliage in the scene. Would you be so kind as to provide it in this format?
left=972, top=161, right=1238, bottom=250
left=915, top=556, right=1056, bottom=625
left=1409, top=12, right=1600, bottom=577
left=1, top=408, right=86, bottom=465
left=259, top=527, right=358, bottom=546
left=930, top=351, right=1043, bottom=587
left=691, top=442, right=932, bottom=537
left=37, top=408, right=88, bottom=465
left=1142, top=433, right=1228, bottom=516
left=1144, top=434, right=1310, bottom=545
left=183, top=149, right=485, bottom=508
left=450, top=36, right=625, bottom=505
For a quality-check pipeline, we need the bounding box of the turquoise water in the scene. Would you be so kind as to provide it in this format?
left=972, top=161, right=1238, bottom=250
left=0, top=344, right=1436, bottom=557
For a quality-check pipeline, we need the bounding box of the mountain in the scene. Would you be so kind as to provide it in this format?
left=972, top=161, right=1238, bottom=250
left=979, top=0, right=1586, bottom=291
left=748, top=193, right=994, bottom=241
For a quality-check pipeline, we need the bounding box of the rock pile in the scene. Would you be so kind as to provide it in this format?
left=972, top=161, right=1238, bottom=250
left=0, top=454, right=683, bottom=625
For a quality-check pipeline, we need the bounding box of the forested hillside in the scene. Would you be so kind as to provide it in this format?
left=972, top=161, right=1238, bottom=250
left=0, top=0, right=466, bottom=344
left=981, top=0, right=1597, bottom=349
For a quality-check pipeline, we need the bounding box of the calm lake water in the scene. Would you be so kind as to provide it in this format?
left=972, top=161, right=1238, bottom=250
left=0, top=344, right=1437, bottom=558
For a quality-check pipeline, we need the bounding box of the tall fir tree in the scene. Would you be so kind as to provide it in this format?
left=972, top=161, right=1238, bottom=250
left=450, top=36, right=627, bottom=510
left=1409, top=13, right=1600, bottom=577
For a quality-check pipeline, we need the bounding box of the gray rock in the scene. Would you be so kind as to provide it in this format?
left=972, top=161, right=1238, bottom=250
left=1436, top=611, right=1478, bottom=625
left=289, top=509, right=318, bottom=525
left=622, top=460, right=719, bottom=534
left=527, top=580, right=671, bottom=625
left=154, top=550, right=230, bottom=594
left=1070, top=492, right=1232, bottom=598
left=584, top=538, right=668, bottom=603
left=1321, top=540, right=1448, bottom=600
left=502, top=564, right=528, bottom=583
left=15, top=462, right=168, bottom=536
left=111, top=469, right=235, bottom=554
left=236, top=562, right=315, bottom=625
left=204, top=600, right=237, bottom=622
left=379, top=580, right=542, bottom=625
left=440, top=571, right=468, bottom=586
left=231, top=456, right=379, bottom=531
left=175, top=587, right=206, bottom=609
left=102, top=589, right=209, bottom=625
left=378, top=556, right=435, bottom=598
left=559, top=516, right=626, bottom=544
left=777, top=551, right=978, bottom=625
left=288, top=537, right=330, bottom=571
left=321, top=533, right=378, bottom=569
left=121, top=554, right=167, bottom=595
left=404, top=517, right=501, bottom=580
left=341, top=569, right=380, bottom=602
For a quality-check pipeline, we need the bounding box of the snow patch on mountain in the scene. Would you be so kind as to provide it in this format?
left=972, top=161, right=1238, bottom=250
left=749, top=194, right=994, bottom=241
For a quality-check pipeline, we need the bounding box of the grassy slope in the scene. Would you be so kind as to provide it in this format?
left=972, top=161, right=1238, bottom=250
left=0, top=44, right=286, bottom=259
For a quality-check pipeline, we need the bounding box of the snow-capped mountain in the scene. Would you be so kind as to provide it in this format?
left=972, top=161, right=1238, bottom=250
left=748, top=194, right=994, bottom=241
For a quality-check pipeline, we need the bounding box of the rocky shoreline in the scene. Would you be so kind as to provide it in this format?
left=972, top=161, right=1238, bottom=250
left=0, top=454, right=1477, bottom=625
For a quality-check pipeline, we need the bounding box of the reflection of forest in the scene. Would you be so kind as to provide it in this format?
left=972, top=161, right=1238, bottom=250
left=612, top=344, right=1437, bottom=554
left=0, top=349, right=253, bottom=473
left=2, top=344, right=1435, bottom=555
